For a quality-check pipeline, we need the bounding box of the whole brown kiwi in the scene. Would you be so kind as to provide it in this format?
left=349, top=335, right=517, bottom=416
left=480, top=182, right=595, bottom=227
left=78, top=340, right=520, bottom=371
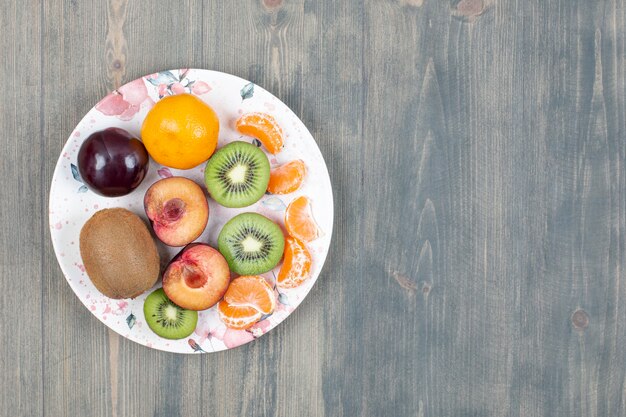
left=80, top=208, right=160, bottom=299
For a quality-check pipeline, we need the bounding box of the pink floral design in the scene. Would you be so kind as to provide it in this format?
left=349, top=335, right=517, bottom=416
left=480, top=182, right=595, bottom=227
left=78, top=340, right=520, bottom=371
left=192, top=81, right=211, bottom=95
left=222, top=329, right=255, bottom=348
left=276, top=302, right=295, bottom=314
left=145, top=69, right=212, bottom=99
left=203, top=319, right=273, bottom=349
left=157, top=167, right=173, bottom=178
left=193, top=317, right=213, bottom=344
left=193, top=310, right=223, bottom=345
left=249, top=320, right=271, bottom=337
left=170, top=82, right=186, bottom=95
left=108, top=301, right=128, bottom=315
left=95, top=78, right=153, bottom=120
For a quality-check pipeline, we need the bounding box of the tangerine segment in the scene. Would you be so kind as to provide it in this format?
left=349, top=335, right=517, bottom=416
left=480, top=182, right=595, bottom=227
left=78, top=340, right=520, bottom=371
left=141, top=94, right=219, bottom=170
left=284, top=196, right=320, bottom=242
left=223, top=275, right=276, bottom=315
left=267, top=160, right=307, bottom=195
left=277, top=237, right=312, bottom=289
left=217, top=300, right=262, bottom=330
left=236, top=112, right=284, bottom=154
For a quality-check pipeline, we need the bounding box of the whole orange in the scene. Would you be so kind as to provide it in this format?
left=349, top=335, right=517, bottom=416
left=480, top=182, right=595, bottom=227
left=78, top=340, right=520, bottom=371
left=141, top=93, right=219, bottom=169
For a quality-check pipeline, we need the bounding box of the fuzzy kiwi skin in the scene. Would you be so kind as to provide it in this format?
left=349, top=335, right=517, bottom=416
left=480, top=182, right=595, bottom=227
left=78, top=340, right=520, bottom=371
left=79, top=208, right=160, bottom=299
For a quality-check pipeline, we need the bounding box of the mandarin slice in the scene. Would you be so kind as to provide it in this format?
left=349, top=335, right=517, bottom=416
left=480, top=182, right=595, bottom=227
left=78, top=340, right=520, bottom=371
left=277, top=237, right=312, bottom=289
left=284, top=196, right=321, bottom=242
left=223, top=275, right=276, bottom=315
left=217, top=300, right=263, bottom=330
left=236, top=112, right=284, bottom=154
left=267, top=160, right=306, bottom=195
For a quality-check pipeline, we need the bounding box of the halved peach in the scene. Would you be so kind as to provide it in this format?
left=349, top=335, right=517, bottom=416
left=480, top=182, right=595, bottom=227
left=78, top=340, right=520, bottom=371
left=144, top=177, right=208, bottom=247
left=162, top=243, right=230, bottom=310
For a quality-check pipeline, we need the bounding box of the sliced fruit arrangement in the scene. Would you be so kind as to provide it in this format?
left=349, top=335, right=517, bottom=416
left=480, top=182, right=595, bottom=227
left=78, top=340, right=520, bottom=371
left=204, top=141, right=270, bottom=208
left=144, top=288, right=198, bottom=340
left=218, top=275, right=275, bottom=330
left=144, top=177, right=209, bottom=247
left=73, top=86, right=328, bottom=347
left=267, top=160, right=306, bottom=195
left=218, top=212, right=285, bottom=275
left=277, top=237, right=312, bottom=289
left=236, top=112, right=284, bottom=154
left=162, top=243, right=230, bottom=310
left=284, top=196, right=321, bottom=242
left=141, top=93, right=219, bottom=169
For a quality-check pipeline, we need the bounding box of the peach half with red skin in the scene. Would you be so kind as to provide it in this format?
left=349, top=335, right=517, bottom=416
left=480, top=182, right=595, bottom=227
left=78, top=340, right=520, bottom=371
left=144, top=177, right=208, bottom=247
left=162, top=243, right=231, bottom=310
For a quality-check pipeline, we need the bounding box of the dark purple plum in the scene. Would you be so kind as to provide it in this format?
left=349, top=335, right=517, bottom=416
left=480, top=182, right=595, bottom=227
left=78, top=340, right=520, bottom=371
left=77, top=127, right=149, bottom=197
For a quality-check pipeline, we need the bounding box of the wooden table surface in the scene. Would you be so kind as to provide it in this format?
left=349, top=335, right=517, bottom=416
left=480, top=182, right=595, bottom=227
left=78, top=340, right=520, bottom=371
left=3, top=0, right=626, bottom=416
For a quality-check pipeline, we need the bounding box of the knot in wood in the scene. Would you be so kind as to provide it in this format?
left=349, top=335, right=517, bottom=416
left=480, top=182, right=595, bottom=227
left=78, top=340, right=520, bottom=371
left=571, top=309, right=589, bottom=330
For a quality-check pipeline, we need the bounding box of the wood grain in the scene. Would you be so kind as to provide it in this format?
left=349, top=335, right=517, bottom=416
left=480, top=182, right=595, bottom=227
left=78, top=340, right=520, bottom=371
left=0, top=1, right=43, bottom=416
left=1, top=0, right=626, bottom=416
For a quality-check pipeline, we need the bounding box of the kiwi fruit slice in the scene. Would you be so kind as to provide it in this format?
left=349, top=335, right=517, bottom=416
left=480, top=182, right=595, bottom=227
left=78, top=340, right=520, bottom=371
left=143, top=288, right=198, bottom=340
left=218, top=213, right=285, bottom=275
left=204, top=141, right=270, bottom=208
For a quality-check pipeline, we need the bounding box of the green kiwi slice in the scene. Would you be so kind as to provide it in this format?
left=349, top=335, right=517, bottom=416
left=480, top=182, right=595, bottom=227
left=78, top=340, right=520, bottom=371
left=218, top=213, right=285, bottom=275
left=143, top=288, right=198, bottom=340
left=204, top=141, right=270, bottom=208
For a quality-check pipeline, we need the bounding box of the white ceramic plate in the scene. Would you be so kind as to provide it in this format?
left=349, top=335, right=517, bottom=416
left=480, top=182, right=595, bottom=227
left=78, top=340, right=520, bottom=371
left=49, top=69, right=333, bottom=353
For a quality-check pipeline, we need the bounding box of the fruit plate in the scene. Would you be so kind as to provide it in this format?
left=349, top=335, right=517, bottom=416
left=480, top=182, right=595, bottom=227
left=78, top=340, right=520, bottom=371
left=49, top=69, right=333, bottom=353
